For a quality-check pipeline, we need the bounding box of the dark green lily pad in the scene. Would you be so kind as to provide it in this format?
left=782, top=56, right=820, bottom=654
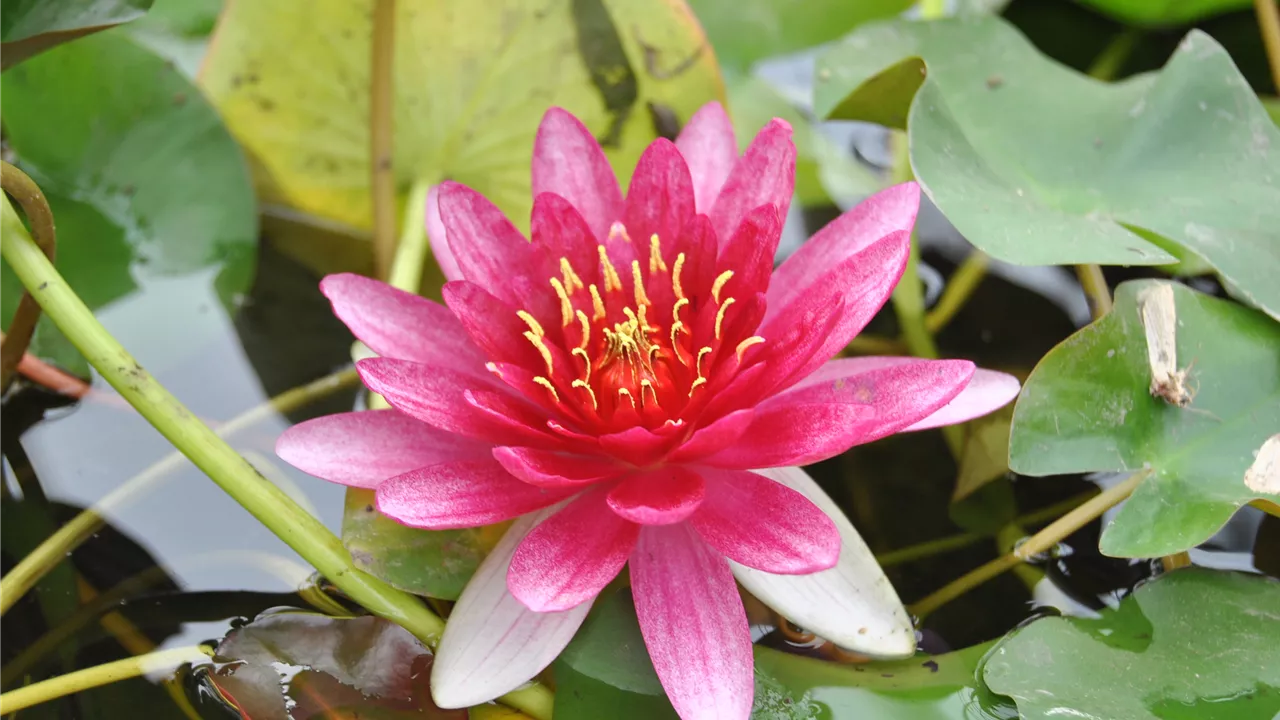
left=341, top=489, right=510, bottom=601
left=984, top=568, right=1280, bottom=720
left=1009, top=280, right=1280, bottom=558
left=208, top=611, right=466, bottom=720
left=0, top=0, right=152, bottom=69
left=0, top=30, right=257, bottom=375
left=1075, top=0, right=1252, bottom=26
left=815, top=17, right=1280, bottom=319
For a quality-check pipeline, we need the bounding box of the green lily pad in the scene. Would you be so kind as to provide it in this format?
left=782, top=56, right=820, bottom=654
left=0, top=0, right=152, bottom=70
left=815, top=17, right=1280, bottom=320
left=1009, top=280, right=1280, bottom=558
left=341, top=489, right=509, bottom=601
left=687, top=0, right=910, bottom=73
left=984, top=568, right=1280, bottom=720
left=207, top=611, right=465, bottom=719
left=198, top=0, right=724, bottom=239
left=1074, top=0, right=1252, bottom=26
left=0, top=30, right=257, bottom=376
left=554, top=585, right=1018, bottom=720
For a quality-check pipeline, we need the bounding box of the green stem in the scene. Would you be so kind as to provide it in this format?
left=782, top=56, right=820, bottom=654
left=0, top=646, right=211, bottom=714
left=918, top=0, right=947, bottom=20
left=925, top=251, right=988, bottom=334
left=0, top=367, right=360, bottom=617
left=386, top=181, right=433, bottom=293
left=1086, top=28, right=1140, bottom=82
left=370, top=0, right=398, bottom=280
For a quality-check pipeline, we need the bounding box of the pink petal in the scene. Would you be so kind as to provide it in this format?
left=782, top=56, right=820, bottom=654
left=507, top=491, right=639, bottom=612
left=599, top=426, right=682, bottom=466
left=777, top=357, right=976, bottom=444
left=623, top=138, right=695, bottom=257
left=532, top=108, right=623, bottom=241
left=668, top=409, right=755, bottom=462
left=631, top=524, right=753, bottom=720
left=375, top=459, right=573, bottom=529
left=442, top=281, right=544, bottom=370
left=426, top=185, right=463, bottom=282
left=702, top=402, right=878, bottom=468
left=492, top=446, right=626, bottom=488
left=431, top=506, right=592, bottom=708
left=437, top=182, right=549, bottom=312
left=709, top=118, right=796, bottom=247
left=690, top=467, right=839, bottom=574
left=464, top=388, right=575, bottom=448
left=755, top=230, right=911, bottom=394
left=276, top=410, right=490, bottom=488
left=729, top=467, right=915, bottom=657
left=716, top=203, right=782, bottom=298
left=320, top=273, right=485, bottom=371
left=675, top=102, right=737, bottom=214
left=905, top=368, right=1021, bottom=431
left=530, top=192, right=602, bottom=287
left=767, top=182, right=920, bottom=315
left=607, top=466, right=706, bottom=525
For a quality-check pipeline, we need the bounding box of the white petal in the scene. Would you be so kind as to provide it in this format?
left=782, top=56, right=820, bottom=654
left=729, top=466, right=916, bottom=658
left=430, top=505, right=591, bottom=708
left=904, top=369, right=1021, bottom=432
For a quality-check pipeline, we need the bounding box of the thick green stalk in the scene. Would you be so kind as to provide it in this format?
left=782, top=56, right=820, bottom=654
left=0, top=646, right=212, bottom=714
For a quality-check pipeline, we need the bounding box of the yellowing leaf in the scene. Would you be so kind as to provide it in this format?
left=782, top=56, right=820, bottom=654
left=199, top=0, right=724, bottom=237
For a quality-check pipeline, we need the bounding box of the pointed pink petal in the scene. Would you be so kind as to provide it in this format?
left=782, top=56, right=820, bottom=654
left=320, top=273, right=485, bottom=371
left=675, top=102, right=737, bottom=214
left=431, top=506, right=592, bottom=708
left=755, top=230, right=911, bottom=393
left=426, top=185, right=463, bottom=282
left=716, top=203, right=782, bottom=298
left=276, top=410, right=490, bottom=488
left=599, top=426, right=682, bottom=466
left=668, top=409, right=754, bottom=462
left=767, top=182, right=920, bottom=315
left=729, top=467, right=915, bottom=658
left=607, top=466, right=706, bottom=525
left=507, top=491, right=638, bottom=612
left=532, top=108, right=623, bottom=241
left=623, top=138, right=695, bottom=256
left=464, top=388, right=575, bottom=448
left=357, top=358, right=551, bottom=446
left=775, top=357, right=975, bottom=444
left=493, top=446, right=626, bottom=488
left=442, top=281, right=544, bottom=370
left=437, top=182, right=552, bottom=313
left=375, top=459, right=573, bottom=529
left=690, top=467, right=839, bottom=574
left=709, top=118, right=795, bottom=247
left=530, top=192, right=602, bottom=287
left=905, top=368, right=1021, bottom=431
left=702, top=402, right=878, bottom=468
left=631, top=524, right=753, bottom=720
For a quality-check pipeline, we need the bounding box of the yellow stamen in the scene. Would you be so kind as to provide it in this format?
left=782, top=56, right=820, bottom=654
left=696, top=346, right=713, bottom=378
left=711, top=270, right=734, bottom=304
left=617, top=387, right=636, bottom=409
left=598, top=245, right=623, bottom=292
left=689, top=377, right=707, bottom=395
left=572, top=379, right=598, bottom=410
left=589, top=284, right=606, bottom=320
left=735, top=336, right=765, bottom=361
left=649, top=234, right=667, bottom=273
left=670, top=320, right=685, bottom=352
left=672, top=253, right=687, bottom=300
left=560, top=257, right=584, bottom=292
left=631, top=260, right=650, bottom=307
left=523, top=331, right=555, bottom=373
left=640, top=379, right=659, bottom=407
left=647, top=344, right=660, bottom=364
left=550, top=277, right=573, bottom=326
left=516, top=310, right=545, bottom=337
left=575, top=309, right=591, bottom=350
left=533, top=376, right=559, bottom=402
left=714, top=297, right=735, bottom=340
left=609, top=221, right=632, bottom=244
left=572, top=347, right=592, bottom=380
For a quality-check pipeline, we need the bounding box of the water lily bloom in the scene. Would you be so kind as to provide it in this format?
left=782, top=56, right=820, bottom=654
left=277, top=103, right=1019, bottom=719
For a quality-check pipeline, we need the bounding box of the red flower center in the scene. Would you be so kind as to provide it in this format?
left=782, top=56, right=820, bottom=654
left=511, top=222, right=762, bottom=433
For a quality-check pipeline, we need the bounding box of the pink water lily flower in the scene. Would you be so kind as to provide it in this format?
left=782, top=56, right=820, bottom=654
left=277, top=103, right=1019, bottom=719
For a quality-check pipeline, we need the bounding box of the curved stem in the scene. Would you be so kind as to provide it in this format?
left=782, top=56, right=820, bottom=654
left=0, top=205, right=552, bottom=719
left=0, top=161, right=57, bottom=393
left=1255, top=0, right=1280, bottom=92
left=909, top=472, right=1146, bottom=619
left=925, top=251, right=988, bottom=334
left=370, top=0, right=398, bottom=280
left=0, top=645, right=212, bottom=715
left=1075, top=263, right=1113, bottom=320
left=0, top=366, right=360, bottom=616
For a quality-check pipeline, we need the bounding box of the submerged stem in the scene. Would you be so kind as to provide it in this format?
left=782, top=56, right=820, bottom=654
left=0, top=162, right=57, bottom=393
left=0, top=366, right=360, bottom=616
left=909, top=472, right=1147, bottom=619
left=0, top=645, right=212, bottom=714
